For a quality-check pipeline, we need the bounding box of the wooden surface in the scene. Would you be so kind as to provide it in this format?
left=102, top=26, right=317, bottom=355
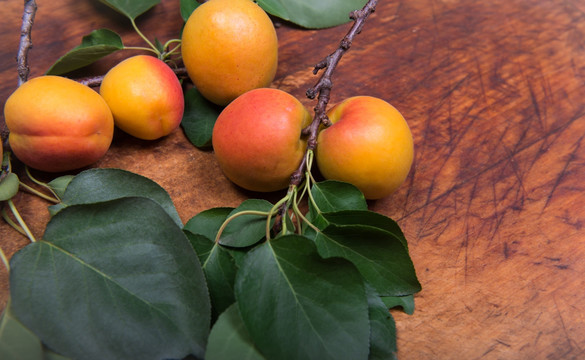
left=1, top=0, right=585, bottom=358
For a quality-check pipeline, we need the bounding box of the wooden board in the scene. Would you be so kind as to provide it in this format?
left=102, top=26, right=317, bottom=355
left=1, top=0, right=584, bottom=358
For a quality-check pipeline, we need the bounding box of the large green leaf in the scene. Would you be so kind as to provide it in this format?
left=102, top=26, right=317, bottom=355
left=46, top=29, right=124, bottom=75
left=185, top=231, right=238, bottom=317
left=256, top=0, right=368, bottom=29
left=181, top=87, right=223, bottom=149
left=96, top=0, right=160, bottom=20
left=49, top=168, right=182, bottom=227
left=315, top=224, right=421, bottom=296
left=235, top=235, right=370, bottom=360
left=0, top=302, right=43, bottom=360
left=205, top=303, right=265, bottom=360
left=9, top=197, right=211, bottom=360
left=366, top=284, right=398, bottom=360
left=382, top=294, right=415, bottom=315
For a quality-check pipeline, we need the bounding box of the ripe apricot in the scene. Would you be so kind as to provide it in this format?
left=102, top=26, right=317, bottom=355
left=181, top=0, right=278, bottom=106
left=4, top=76, right=114, bottom=172
left=315, top=96, right=414, bottom=200
left=99, top=55, right=184, bottom=140
left=212, top=88, right=312, bottom=192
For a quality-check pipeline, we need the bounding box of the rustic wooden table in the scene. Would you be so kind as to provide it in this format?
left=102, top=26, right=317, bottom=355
left=1, top=0, right=584, bottom=358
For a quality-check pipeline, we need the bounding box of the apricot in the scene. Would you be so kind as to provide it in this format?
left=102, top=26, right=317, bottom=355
left=4, top=76, right=114, bottom=172
left=315, top=96, right=414, bottom=200
left=99, top=55, right=184, bottom=140
left=181, top=0, right=278, bottom=106
left=212, top=88, right=312, bottom=192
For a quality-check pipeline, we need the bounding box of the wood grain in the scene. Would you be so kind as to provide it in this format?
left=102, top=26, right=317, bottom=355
left=1, top=0, right=585, bottom=359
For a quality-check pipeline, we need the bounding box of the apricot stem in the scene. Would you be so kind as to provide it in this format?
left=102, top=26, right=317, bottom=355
left=130, top=18, right=160, bottom=57
left=6, top=200, right=36, bottom=242
left=0, top=246, right=9, bottom=272
left=24, top=166, right=60, bottom=203
left=266, top=194, right=292, bottom=240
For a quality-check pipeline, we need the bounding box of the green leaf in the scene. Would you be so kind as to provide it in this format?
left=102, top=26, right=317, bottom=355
left=205, top=303, right=265, bottom=360
left=315, top=224, right=421, bottom=296
left=96, top=0, right=160, bottom=20
left=0, top=301, right=43, bottom=360
left=235, top=235, right=370, bottom=360
left=185, top=231, right=238, bottom=317
left=181, top=87, right=223, bottom=149
left=218, top=199, right=274, bottom=248
left=47, top=175, right=74, bottom=200
left=366, top=284, right=398, bottom=360
left=46, top=29, right=124, bottom=75
left=322, top=210, right=409, bottom=249
left=311, top=180, right=368, bottom=213
left=9, top=197, right=211, bottom=360
left=180, top=0, right=200, bottom=22
left=381, top=294, right=415, bottom=315
left=256, top=0, right=368, bottom=29
left=49, top=168, right=182, bottom=227
left=0, top=173, right=19, bottom=201
left=184, top=207, right=234, bottom=240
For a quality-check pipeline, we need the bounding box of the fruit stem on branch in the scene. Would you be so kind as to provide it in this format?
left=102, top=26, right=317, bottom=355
left=291, top=0, right=378, bottom=188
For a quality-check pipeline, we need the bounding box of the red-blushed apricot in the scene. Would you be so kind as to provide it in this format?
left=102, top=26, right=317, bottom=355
left=212, top=88, right=312, bottom=192
left=99, top=55, right=184, bottom=140
left=315, top=96, right=414, bottom=200
left=181, top=0, right=278, bottom=106
left=4, top=76, right=114, bottom=172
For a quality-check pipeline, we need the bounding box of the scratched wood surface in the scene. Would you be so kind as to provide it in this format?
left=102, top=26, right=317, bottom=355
left=1, top=0, right=585, bottom=358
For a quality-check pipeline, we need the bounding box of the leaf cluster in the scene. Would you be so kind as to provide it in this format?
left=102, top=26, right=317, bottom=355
left=1, top=168, right=420, bottom=360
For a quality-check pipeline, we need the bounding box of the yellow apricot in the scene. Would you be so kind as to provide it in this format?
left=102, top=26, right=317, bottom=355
left=181, top=0, right=278, bottom=106
left=4, top=76, right=114, bottom=172
left=315, top=96, right=414, bottom=200
left=99, top=55, right=184, bottom=140
left=212, top=88, right=312, bottom=192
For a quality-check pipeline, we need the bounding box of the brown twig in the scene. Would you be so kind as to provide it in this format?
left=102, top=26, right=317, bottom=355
left=2, top=0, right=37, bottom=146
left=289, top=0, right=378, bottom=187
left=17, top=0, right=38, bottom=87
left=77, top=67, right=189, bottom=87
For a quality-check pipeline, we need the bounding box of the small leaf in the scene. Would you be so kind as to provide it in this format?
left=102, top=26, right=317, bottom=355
left=185, top=231, right=238, bottom=317
left=96, top=0, right=160, bottom=20
left=181, top=87, right=223, bottom=149
left=381, top=294, right=415, bottom=315
left=218, top=199, right=274, bottom=248
left=315, top=224, right=421, bottom=296
left=311, top=180, right=367, bottom=213
left=366, top=284, right=398, bottom=360
left=256, top=0, right=368, bottom=29
left=10, top=197, right=211, bottom=360
left=0, top=301, right=43, bottom=360
left=0, top=173, right=19, bottom=201
left=235, top=235, right=370, bottom=360
left=46, top=29, right=124, bottom=75
left=49, top=168, right=182, bottom=227
left=180, top=0, right=200, bottom=22
left=205, top=303, right=265, bottom=360
left=322, top=210, right=409, bottom=249
left=47, top=175, right=74, bottom=200
left=184, top=207, right=234, bottom=240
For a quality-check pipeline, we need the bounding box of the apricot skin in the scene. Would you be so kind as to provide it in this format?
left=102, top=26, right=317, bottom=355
left=315, top=96, right=414, bottom=200
left=4, top=76, right=114, bottom=172
left=181, top=0, right=278, bottom=106
left=99, top=55, right=184, bottom=140
left=212, top=88, right=312, bottom=192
